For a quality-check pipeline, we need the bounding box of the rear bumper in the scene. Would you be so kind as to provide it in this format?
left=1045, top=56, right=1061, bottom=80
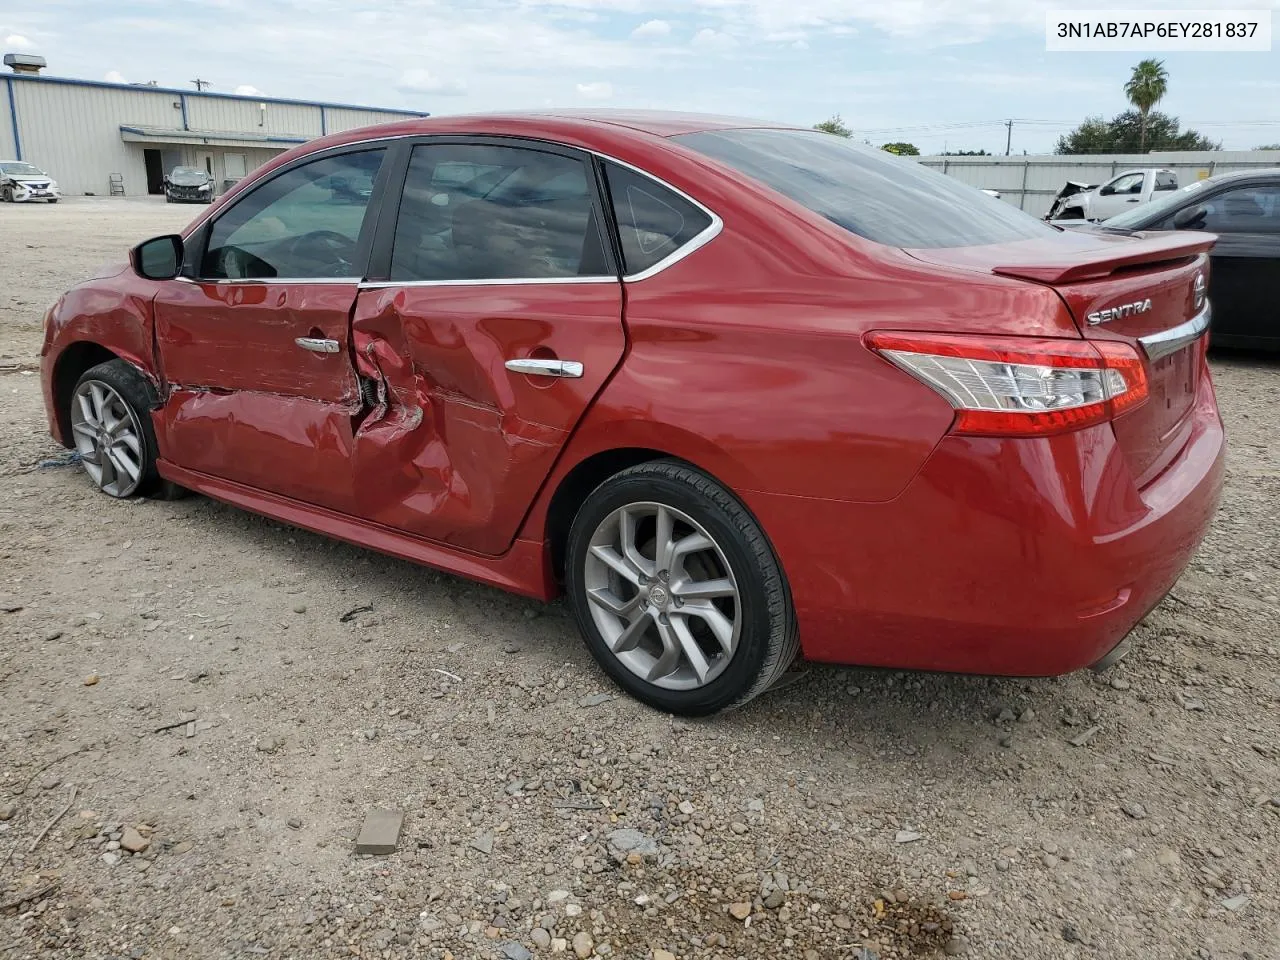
left=746, top=364, right=1225, bottom=676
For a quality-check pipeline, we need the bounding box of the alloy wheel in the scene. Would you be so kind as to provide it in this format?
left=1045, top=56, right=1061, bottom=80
left=582, top=501, right=740, bottom=690
left=70, top=379, right=146, bottom=497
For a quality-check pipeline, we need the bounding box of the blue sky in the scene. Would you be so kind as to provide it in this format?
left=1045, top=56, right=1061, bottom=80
left=3, top=0, right=1279, bottom=153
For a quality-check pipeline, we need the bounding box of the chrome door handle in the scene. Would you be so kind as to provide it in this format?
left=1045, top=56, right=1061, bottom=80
left=505, top=358, right=583, bottom=379
left=295, top=337, right=340, bottom=354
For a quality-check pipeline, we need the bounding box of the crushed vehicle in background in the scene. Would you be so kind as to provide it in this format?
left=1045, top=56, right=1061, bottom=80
left=163, top=166, right=215, bottom=203
left=0, top=160, right=61, bottom=203
left=1047, top=168, right=1178, bottom=221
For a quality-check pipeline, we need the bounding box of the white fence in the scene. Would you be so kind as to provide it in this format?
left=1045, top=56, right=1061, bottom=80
left=918, top=151, right=1280, bottom=217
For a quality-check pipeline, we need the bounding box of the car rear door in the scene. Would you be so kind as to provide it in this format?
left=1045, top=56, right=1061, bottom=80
left=1191, top=182, right=1280, bottom=347
left=152, top=145, right=392, bottom=511
left=348, top=138, right=626, bottom=555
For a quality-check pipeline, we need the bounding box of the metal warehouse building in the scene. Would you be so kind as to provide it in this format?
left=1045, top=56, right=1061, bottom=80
left=1, top=57, right=426, bottom=198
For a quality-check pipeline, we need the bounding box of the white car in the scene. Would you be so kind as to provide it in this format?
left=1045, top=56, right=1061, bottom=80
left=1046, top=168, right=1178, bottom=221
left=0, top=160, right=62, bottom=203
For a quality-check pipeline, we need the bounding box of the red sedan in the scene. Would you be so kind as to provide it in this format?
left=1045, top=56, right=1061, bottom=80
left=40, top=112, right=1224, bottom=715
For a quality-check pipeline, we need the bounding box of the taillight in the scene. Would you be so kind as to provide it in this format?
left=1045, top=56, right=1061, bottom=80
left=865, top=332, right=1148, bottom=437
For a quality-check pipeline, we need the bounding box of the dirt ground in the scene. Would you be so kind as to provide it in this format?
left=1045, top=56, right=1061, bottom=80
left=1, top=198, right=1278, bottom=960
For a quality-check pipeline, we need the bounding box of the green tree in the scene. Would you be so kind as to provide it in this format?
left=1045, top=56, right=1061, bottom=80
left=1055, top=111, right=1219, bottom=154
left=940, top=149, right=990, bottom=156
left=1255, top=143, right=1280, bottom=150
left=880, top=142, right=920, bottom=156
left=1123, top=58, right=1169, bottom=152
left=814, top=114, right=852, bottom=137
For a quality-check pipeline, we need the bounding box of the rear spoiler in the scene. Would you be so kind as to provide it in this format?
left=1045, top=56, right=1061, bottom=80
left=992, top=233, right=1217, bottom=284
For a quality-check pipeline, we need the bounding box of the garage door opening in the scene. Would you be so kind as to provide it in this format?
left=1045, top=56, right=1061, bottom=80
left=143, top=149, right=164, bottom=195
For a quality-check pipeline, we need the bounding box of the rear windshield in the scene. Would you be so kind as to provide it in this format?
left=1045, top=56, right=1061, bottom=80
left=675, top=128, right=1054, bottom=249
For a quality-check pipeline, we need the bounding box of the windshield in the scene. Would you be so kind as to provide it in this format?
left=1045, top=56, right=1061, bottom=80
left=1103, top=179, right=1210, bottom=228
left=0, top=161, right=44, bottom=176
left=675, top=127, right=1055, bottom=248
left=170, top=167, right=207, bottom=177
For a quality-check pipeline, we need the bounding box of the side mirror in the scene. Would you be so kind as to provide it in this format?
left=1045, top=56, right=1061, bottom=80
left=130, top=234, right=184, bottom=281
left=1172, top=205, right=1207, bottom=230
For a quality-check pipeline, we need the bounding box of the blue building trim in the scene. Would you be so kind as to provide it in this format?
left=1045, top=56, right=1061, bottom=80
left=179, top=94, right=189, bottom=131
left=10, top=72, right=429, bottom=117
left=119, top=125, right=309, bottom=145
left=4, top=76, right=20, bottom=160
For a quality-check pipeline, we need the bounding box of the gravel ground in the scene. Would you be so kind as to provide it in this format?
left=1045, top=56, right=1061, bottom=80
left=1, top=198, right=1278, bottom=960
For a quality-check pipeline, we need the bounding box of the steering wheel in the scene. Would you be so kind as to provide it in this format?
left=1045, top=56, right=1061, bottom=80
left=278, top=229, right=358, bottom=275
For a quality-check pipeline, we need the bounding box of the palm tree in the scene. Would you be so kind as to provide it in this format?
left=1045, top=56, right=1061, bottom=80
left=1124, top=59, right=1169, bottom=153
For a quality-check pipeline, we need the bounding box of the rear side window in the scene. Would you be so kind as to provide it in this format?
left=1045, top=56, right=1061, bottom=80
left=389, top=144, right=609, bottom=282
left=603, top=161, right=713, bottom=275
left=675, top=128, right=1054, bottom=249
left=1199, top=185, right=1280, bottom=233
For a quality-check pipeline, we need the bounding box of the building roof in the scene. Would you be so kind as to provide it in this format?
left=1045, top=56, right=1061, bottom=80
left=4, top=71, right=429, bottom=117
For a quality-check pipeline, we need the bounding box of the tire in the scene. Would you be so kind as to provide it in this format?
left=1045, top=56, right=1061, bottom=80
left=69, top=359, right=168, bottom=499
left=1, top=187, right=11, bottom=202
left=565, top=460, right=798, bottom=715
left=48, top=198, right=58, bottom=204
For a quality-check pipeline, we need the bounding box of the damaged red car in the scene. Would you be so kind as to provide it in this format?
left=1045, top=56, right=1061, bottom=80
left=40, top=112, right=1224, bottom=715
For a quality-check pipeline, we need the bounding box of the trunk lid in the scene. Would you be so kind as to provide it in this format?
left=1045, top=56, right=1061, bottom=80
left=906, top=230, right=1215, bottom=486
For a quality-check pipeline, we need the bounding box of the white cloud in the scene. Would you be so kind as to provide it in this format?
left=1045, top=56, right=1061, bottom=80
left=396, top=69, right=467, bottom=96
left=791, top=39, right=809, bottom=50
left=630, top=19, right=671, bottom=39
left=4, top=33, right=35, bottom=50
left=691, top=28, right=737, bottom=51
left=575, top=81, right=613, bottom=100
left=104, top=69, right=126, bottom=83
left=234, top=84, right=264, bottom=96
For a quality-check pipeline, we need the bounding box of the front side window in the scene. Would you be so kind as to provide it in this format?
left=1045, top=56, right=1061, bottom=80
left=389, top=144, right=608, bottom=282
left=202, top=148, right=385, bottom=280
left=1105, top=173, right=1144, bottom=195
left=1199, top=185, right=1280, bottom=233
left=602, top=161, right=713, bottom=276
left=677, top=128, right=1053, bottom=249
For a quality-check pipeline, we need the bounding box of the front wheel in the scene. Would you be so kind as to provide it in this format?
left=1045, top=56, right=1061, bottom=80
left=565, top=460, right=798, bottom=715
left=69, top=360, right=164, bottom=498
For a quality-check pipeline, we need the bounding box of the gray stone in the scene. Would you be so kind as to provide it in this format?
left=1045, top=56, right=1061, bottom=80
left=119, top=827, right=149, bottom=853
left=572, top=932, right=593, bottom=958
left=1069, top=726, right=1102, bottom=747
left=257, top=737, right=279, bottom=754
left=1110, top=677, right=1131, bottom=691
left=1222, top=894, right=1250, bottom=912
left=354, top=809, right=403, bottom=855
left=764, top=889, right=785, bottom=909
left=578, top=693, right=614, bottom=708
left=471, top=830, right=494, bottom=855
left=287, top=818, right=302, bottom=830
left=894, top=830, right=923, bottom=843
left=606, top=828, right=658, bottom=858
left=1121, top=802, right=1148, bottom=820
left=944, top=937, right=969, bottom=956
left=501, top=942, right=533, bottom=960
left=531, top=928, right=552, bottom=949
left=0, top=801, right=16, bottom=821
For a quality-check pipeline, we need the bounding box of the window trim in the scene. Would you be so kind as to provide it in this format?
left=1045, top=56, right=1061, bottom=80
left=359, top=135, right=722, bottom=288
left=1191, top=181, right=1280, bottom=235
left=184, top=136, right=406, bottom=285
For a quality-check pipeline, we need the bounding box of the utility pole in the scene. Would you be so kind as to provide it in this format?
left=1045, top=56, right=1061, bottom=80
left=1004, top=119, right=1013, bottom=156
left=191, top=78, right=210, bottom=91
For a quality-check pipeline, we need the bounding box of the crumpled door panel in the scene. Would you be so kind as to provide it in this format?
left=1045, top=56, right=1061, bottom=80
left=349, top=283, right=624, bottom=556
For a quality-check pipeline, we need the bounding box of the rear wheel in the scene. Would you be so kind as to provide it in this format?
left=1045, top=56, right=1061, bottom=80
left=69, top=360, right=164, bottom=498
left=1, top=186, right=11, bottom=202
left=566, top=460, right=797, bottom=715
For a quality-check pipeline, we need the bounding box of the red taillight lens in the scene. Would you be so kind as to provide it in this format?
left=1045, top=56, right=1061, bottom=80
left=865, top=332, right=1149, bottom=437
